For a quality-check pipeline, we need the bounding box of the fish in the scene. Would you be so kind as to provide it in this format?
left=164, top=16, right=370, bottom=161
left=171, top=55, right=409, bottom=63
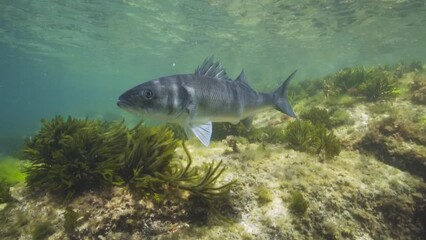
left=117, top=57, right=297, bottom=146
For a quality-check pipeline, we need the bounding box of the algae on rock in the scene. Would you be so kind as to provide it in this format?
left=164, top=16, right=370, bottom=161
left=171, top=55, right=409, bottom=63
left=358, top=116, right=426, bottom=180
left=23, top=116, right=128, bottom=199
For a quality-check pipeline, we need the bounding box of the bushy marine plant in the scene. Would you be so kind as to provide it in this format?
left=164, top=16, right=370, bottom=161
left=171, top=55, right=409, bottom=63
left=120, top=123, right=179, bottom=191
left=358, top=68, right=398, bottom=101
left=284, top=120, right=317, bottom=152
left=288, top=191, right=308, bottom=216
left=122, top=127, right=235, bottom=202
left=23, top=116, right=127, bottom=199
left=324, top=66, right=399, bottom=101
left=0, top=179, right=14, bottom=203
left=120, top=126, right=236, bottom=220
left=64, top=207, right=80, bottom=236
left=0, top=157, right=27, bottom=185
left=323, top=67, right=367, bottom=96
left=23, top=115, right=236, bottom=211
left=410, top=74, right=426, bottom=105
left=315, top=126, right=342, bottom=161
left=299, top=107, right=332, bottom=128
left=31, top=221, right=55, bottom=240
left=284, top=120, right=341, bottom=160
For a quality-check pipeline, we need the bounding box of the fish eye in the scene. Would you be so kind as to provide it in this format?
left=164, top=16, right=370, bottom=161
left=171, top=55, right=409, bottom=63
left=142, top=89, right=153, bottom=99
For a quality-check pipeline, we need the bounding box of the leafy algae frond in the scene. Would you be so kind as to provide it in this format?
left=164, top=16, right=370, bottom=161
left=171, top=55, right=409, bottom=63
left=23, top=116, right=127, bottom=199
left=22, top=115, right=235, bottom=207
left=323, top=66, right=400, bottom=101
left=284, top=120, right=341, bottom=160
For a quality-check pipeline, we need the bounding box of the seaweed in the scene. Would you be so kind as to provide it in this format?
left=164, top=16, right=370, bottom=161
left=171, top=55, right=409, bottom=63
left=165, top=123, right=187, bottom=140
left=323, top=67, right=367, bottom=96
left=32, top=221, right=55, bottom=240
left=389, top=60, right=424, bottom=78
left=284, top=120, right=317, bottom=153
left=410, top=74, right=426, bottom=105
left=323, top=66, right=399, bottom=101
left=330, top=109, right=353, bottom=127
left=64, top=207, right=80, bottom=236
left=211, top=122, right=253, bottom=141
left=357, top=116, right=426, bottom=180
left=358, top=68, right=398, bottom=101
left=0, top=179, right=13, bottom=203
left=120, top=123, right=179, bottom=192
left=289, top=78, right=323, bottom=102
left=315, top=127, right=341, bottom=161
left=284, top=120, right=341, bottom=160
left=174, top=150, right=235, bottom=202
left=23, top=115, right=236, bottom=223
left=257, top=126, right=286, bottom=144
left=23, top=116, right=127, bottom=199
left=0, top=157, right=27, bottom=185
left=288, top=191, right=308, bottom=216
left=299, top=107, right=332, bottom=128
left=256, top=186, right=273, bottom=204
left=326, top=94, right=357, bottom=107
left=120, top=124, right=235, bottom=202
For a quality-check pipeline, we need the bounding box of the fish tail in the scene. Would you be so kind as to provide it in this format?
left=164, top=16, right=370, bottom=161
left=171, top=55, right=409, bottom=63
left=272, top=70, right=297, bottom=118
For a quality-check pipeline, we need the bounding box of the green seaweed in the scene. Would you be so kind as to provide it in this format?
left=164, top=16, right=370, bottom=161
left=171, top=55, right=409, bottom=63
left=284, top=120, right=341, bottom=159
left=299, top=107, right=332, bottom=128
left=388, top=60, right=424, bottom=78
left=64, top=207, right=80, bottom=235
left=358, top=68, right=398, bottom=101
left=32, top=221, right=55, bottom=240
left=0, top=157, right=27, bottom=185
left=324, top=66, right=367, bottom=96
left=256, top=186, right=273, bottom=204
left=165, top=123, right=187, bottom=140
left=23, top=116, right=127, bottom=199
left=330, top=109, right=353, bottom=127
left=315, top=127, right=341, bottom=161
left=209, top=121, right=265, bottom=143
left=358, top=115, right=426, bottom=180
left=324, top=66, right=399, bottom=101
left=289, top=78, right=323, bottom=103
left=120, top=123, right=179, bottom=192
left=410, top=74, right=426, bottom=105
left=326, top=94, right=357, bottom=107
left=288, top=191, right=308, bottom=216
left=22, top=115, right=236, bottom=222
left=120, top=124, right=235, bottom=202
left=0, top=179, right=13, bottom=203
left=284, top=120, right=317, bottom=153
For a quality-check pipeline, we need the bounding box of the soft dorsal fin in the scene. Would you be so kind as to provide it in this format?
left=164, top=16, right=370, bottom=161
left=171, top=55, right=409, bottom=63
left=235, top=69, right=256, bottom=93
left=195, top=56, right=232, bottom=80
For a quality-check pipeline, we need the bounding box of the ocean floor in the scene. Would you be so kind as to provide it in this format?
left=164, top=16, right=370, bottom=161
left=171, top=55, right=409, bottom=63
left=1, top=65, right=426, bottom=239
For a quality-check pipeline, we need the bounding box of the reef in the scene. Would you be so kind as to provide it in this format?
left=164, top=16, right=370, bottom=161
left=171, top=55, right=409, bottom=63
left=358, top=115, right=426, bottom=180
left=410, top=74, right=426, bottom=105
left=1, top=62, right=426, bottom=239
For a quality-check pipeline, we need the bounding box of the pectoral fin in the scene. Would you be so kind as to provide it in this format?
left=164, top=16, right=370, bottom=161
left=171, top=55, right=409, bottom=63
left=184, top=122, right=212, bottom=146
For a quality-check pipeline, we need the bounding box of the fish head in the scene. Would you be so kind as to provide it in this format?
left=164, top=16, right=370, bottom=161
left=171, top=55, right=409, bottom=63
left=117, top=80, right=170, bottom=119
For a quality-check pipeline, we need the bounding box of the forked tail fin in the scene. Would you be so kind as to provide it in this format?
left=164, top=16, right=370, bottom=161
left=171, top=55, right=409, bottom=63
left=272, top=70, right=297, bottom=118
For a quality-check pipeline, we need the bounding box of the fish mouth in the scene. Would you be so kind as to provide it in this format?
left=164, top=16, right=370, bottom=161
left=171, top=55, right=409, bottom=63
left=117, top=98, right=146, bottom=115
left=116, top=98, right=132, bottom=109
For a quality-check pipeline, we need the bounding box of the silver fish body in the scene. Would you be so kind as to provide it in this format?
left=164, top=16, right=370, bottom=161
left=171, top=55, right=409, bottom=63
left=117, top=57, right=297, bottom=146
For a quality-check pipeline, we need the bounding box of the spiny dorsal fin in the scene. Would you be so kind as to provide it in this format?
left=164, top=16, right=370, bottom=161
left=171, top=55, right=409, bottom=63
left=195, top=56, right=232, bottom=80
left=235, top=69, right=256, bottom=93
